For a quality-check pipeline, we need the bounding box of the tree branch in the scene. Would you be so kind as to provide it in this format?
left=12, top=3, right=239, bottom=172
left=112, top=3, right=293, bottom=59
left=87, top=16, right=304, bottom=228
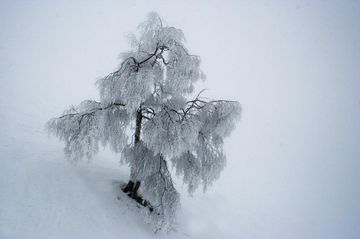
left=59, top=102, right=125, bottom=119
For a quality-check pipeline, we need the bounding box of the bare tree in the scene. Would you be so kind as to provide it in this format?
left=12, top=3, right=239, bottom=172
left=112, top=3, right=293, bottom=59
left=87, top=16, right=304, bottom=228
left=47, top=12, right=241, bottom=232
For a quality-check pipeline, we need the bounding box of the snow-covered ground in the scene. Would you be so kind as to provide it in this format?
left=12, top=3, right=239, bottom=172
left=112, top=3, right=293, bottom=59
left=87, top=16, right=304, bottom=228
left=1, top=1, right=360, bottom=238
left=0, top=97, right=251, bottom=239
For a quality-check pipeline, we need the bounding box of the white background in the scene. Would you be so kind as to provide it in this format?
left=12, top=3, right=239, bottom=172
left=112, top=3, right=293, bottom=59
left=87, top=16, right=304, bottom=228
left=1, top=1, right=359, bottom=238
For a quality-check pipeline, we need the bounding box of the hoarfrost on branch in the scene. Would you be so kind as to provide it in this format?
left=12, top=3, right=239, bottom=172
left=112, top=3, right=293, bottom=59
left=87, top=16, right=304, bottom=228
left=47, top=12, right=241, bottom=232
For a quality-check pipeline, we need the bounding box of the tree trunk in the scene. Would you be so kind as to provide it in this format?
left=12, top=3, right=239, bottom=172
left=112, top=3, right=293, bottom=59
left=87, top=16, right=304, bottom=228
left=121, top=108, right=154, bottom=211
left=123, top=108, right=142, bottom=198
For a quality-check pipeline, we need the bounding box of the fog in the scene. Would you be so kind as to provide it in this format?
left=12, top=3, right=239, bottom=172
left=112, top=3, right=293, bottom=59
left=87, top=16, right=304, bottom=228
left=1, top=1, right=359, bottom=238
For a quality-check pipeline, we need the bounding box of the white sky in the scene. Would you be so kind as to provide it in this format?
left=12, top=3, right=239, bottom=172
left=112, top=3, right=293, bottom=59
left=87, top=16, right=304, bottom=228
left=1, top=1, right=359, bottom=238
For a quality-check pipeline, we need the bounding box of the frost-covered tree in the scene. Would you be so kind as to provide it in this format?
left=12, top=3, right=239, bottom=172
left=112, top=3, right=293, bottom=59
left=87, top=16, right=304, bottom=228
left=47, top=12, right=240, bottom=232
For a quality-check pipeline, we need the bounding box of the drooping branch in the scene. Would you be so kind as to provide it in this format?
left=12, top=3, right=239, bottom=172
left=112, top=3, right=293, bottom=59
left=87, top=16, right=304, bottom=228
left=47, top=100, right=129, bottom=159
left=58, top=102, right=125, bottom=120
left=140, top=89, right=238, bottom=124
left=105, top=43, right=170, bottom=81
left=153, top=155, right=179, bottom=233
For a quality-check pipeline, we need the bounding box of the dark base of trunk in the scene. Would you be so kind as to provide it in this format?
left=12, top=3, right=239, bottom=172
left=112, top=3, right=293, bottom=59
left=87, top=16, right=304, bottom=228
left=122, top=180, right=153, bottom=212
